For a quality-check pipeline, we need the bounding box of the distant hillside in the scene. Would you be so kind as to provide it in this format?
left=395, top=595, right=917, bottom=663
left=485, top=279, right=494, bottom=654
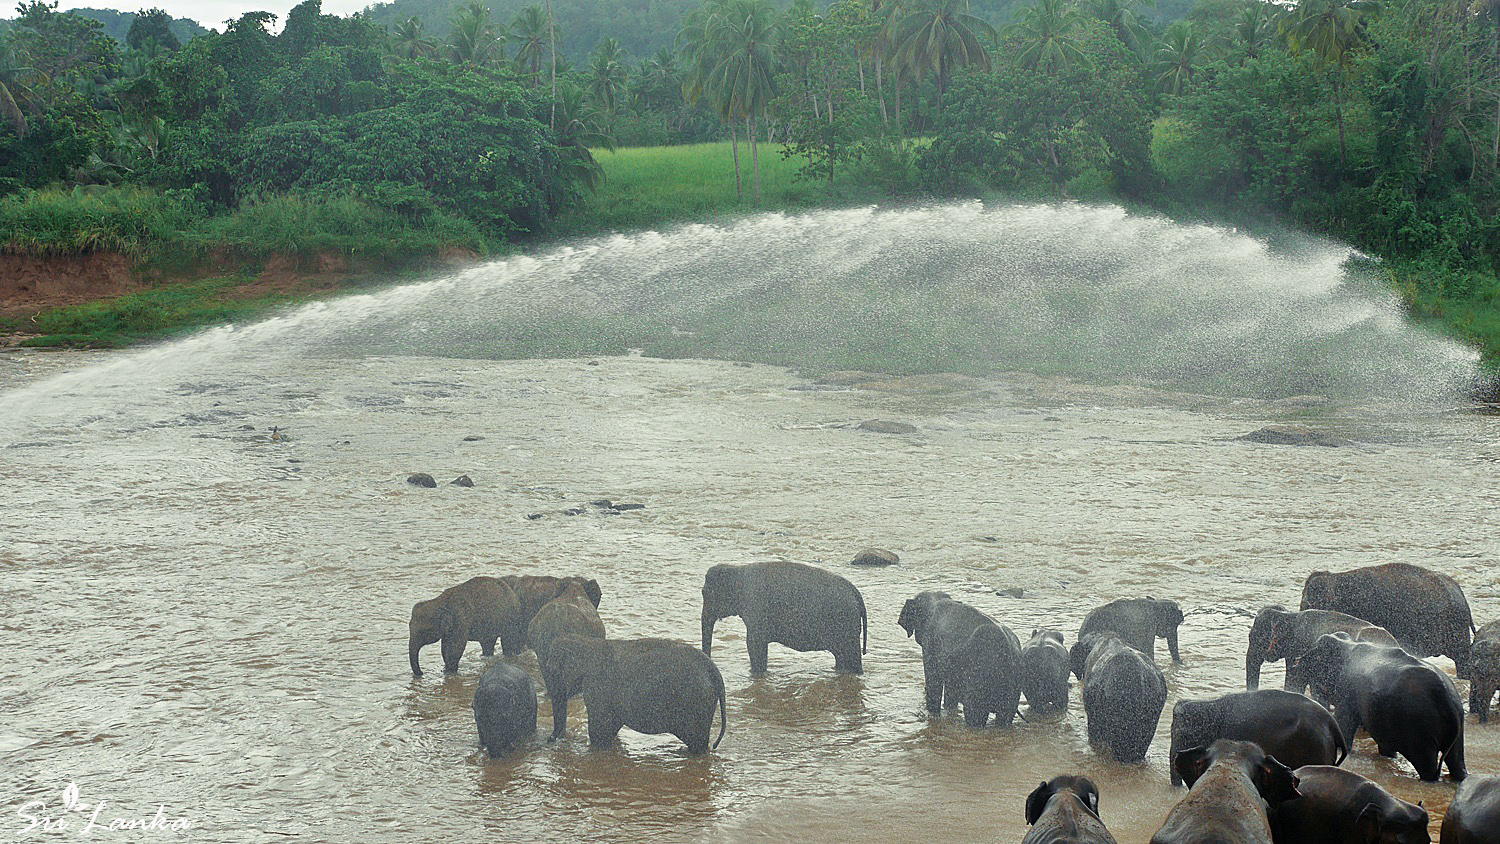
left=64, top=7, right=211, bottom=43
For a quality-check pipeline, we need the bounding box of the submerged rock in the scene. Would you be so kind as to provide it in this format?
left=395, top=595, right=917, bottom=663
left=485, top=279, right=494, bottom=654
left=406, top=473, right=437, bottom=488
left=1237, top=425, right=1351, bottom=448
left=996, top=587, right=1025, bottom=599
left=462, top=435, right=485, bottom=442
left=857, top=420, right=919, bottom=435
left=851, top=548, right=900, bottom=567
left=614, top=503, right=645, bottom=511
left=450, top=475, right=474, bottom=487
left=589, top=499, right=614, bottom=508
left=525, top=513, right=544, bottom=521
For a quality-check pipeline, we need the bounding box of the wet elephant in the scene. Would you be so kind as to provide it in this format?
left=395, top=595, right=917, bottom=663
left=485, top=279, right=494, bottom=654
left=897, top=591, right=1022, bottom=727
left=1022, top=775, right=1117, bottom=844
left=1442, top=776, right=1500, bottom=843
left=1078, top=597, right=1184, bottom=663
left=546, top=635, right=727, bottom=754
left=1245, top=605, right=1397, bottom=696
left=1301, top=563, right=1474, bottom=677
left=527, top=581, right=608, bottom=739
left=701, top=561, right=867, bottom=675
left=1153, top=739, right=1301, bottom=844
left=1467, top=621, right=1500, bottom=723
left=409, top=576, right=525, bottom=676
left=1167, top=689, right=1345, bottom=787
left=472, top=661, right=537, bottom=756
left=1294, top=632, right=1466, bottom=782
left=1071, top=632, right=1167, bottom=763
left=499, top=574, right=602, bottom=648
left=1020, top=629, right=1070, bottom=713
left=1272, top=765, right=1430, bottom=844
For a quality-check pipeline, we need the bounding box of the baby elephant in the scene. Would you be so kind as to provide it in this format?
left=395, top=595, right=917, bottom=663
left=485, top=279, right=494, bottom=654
left=472, top=661, right=537, bottom=756
left=1022, top=775, right=1117, bottom=844
left=1020, top=630, right=1070, bottom=713
left=1167, top=689, right=1346, bottom=786
left=528, top=581, right=608, bottom=739
left=1078, top=597, right=1185, bottom=663
left=547, top=636, right=727, bottom=754
left=1443, top=776, right=1500, bottom=843
left=898, top=591, right=1023, bottom=727
left=1468, top=621, right=1500, bottom=722
left=409, top=576, right=526, bottom=676
left=1272, top=765, right=1429, bottom=844
left=1152, top=739, right=1301, bottom=844
left=1072, top=632, right=1167, bottom=763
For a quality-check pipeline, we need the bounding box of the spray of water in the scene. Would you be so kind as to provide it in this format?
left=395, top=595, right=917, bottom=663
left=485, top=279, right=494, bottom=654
left=0, top=202, right=1480, bottom=439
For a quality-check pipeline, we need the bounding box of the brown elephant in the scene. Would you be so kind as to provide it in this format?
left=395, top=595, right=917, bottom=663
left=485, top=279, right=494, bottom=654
left=1301, top=563, right=1474, bottom=677
left=1469, top=621, right=1500, bottom=723
left=528, top=582, right=608, bottom=739
left=500, top=574, right=602, bottom=648
left=408, top=576, right=525, bottom=676
left=1245, top=605, right=1397, bottom=697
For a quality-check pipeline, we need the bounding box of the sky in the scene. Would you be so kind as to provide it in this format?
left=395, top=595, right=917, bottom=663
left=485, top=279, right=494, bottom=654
left=59, top=0, right=375, bottom=29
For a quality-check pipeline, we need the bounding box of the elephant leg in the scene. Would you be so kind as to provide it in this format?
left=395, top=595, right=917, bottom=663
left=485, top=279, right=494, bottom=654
left=833, top=646, right=862, bottom=675
left=480, top=637, right=497, bottom=657
left=943, top=681, right=961, bottom=710
left=923, top=662, right=943, bottom=714
left=962, top=703, right=989, bottom=728
left=1407, top=745, right=1442, bottom=782
left=1445, top=735, right=1467, bottom=781
left=678, top=719, right=712, bottom=755
left=1282, top=663, right=1305, bottom=695
left=441, top=632, right=466, bottom=674
left=1334, top=705, right=1361, bottom=750
left=1473, top=685, right=1494, bottom=723
left=747, top=635, right=770, bottom=676
left=587, top=712, right=621, bottom=748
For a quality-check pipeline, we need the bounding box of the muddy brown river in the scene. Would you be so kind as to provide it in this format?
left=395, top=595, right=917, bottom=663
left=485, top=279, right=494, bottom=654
left=2, top=204, right=1498, bottom=842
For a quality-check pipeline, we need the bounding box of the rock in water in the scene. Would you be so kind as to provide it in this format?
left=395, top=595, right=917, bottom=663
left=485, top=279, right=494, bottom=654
left=851, top=548, right=900, bottom=567
left=614, top=503, right=645, bottom=511
left=406, top=473, right=437, bottom=488
left=1237, top=425, right=1351, bottom=447
left=857, top=420, right=918, bottom=434
left=450, top=475, right=474, bottom=487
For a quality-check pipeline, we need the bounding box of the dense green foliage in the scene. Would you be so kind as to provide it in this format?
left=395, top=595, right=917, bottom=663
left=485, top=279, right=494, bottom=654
left=55, top=6, right=206, bottom=45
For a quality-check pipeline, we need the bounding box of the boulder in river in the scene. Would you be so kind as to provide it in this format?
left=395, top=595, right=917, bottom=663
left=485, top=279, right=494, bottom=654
left=851, top=548, right=900, bottom=567
left=450, top=475, right=474, bottom=487
left=857, top=420, right=919, bottom=435
left=462, top=435, right=484, bottom=442
left=406, top=473, right=437, bottom=488
left=1237, top=425, right=1351, bottom=448
left=614, top=503, right=645, bottom=511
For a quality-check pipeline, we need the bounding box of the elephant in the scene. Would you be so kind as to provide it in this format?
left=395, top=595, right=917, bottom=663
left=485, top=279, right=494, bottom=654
left=1020, top=629, right=1070, bottom=713
left=1022, top=775, right=1117, bottom=844
left=1245, top=605, right=1398, bottom=696
left=1467, top=621, right=1500, bottom=722
left=1293, top=632, right=1466, bottom=782
left=1071, top=632, right=1167, bottom=763
left=499, top=574, right=602, bottom=648
left=1152, top=739, right=1301, bottom=844
left=1077, top=597, right=1184, bottom=663
left=409, top=576, right=525, bottom=676
left=1442, top=776, right=1500, bottom=844
left=545, top=635, right=727, bottom=754
left=896, top=591, right=1023, bottom=727
left=1271, top=765, right=1430, bottom=844
left=1301, top=563, right=1474, bottom=677
left=527, top=582, right=608, bottom=739
left=701, top=561, right=867, bottom=675
left=472, top=661, right=537, bottom=756
left=1167, top=689, right=1346, bottom=786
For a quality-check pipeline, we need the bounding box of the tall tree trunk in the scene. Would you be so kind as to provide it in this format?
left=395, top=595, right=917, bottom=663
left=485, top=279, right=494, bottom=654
left=894, top=76, right=902, bottom=135
left=1335, top=76, right=1347, bottom=165
left=1494, top=25, right=1500, bottom=170
left=858, top=57, right=866, bottom=94
left=546, top=0, right=557, bottom=131
left=749, top=114, right=761, bottom=202
left=730, top=120, right=743, bottom=201
left=875, top=53, right=888, bottom=124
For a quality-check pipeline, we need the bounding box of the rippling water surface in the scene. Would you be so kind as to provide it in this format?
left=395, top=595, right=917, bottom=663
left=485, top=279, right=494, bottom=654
left=3, top=203, right=1498, bottom=842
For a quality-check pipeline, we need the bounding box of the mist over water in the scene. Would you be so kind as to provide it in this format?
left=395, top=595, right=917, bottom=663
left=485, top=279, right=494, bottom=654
left=3, top=202, right=1497, bottom=842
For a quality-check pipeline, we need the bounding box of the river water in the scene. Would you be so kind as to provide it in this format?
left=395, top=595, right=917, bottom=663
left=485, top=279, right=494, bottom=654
left=2, top=203, right=1498, bottom=842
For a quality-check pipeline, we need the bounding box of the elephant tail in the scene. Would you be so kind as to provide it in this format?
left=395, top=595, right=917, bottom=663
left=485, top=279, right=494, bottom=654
left=857, top=590, right=868, bottom=655
left=711, top=664, right=728, bottom=750
left=1331, top=716, right=1348, bottom=766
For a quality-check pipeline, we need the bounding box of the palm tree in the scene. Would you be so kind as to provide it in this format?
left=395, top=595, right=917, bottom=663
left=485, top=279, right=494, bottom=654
left=391, top=16, right=436, bottom=60
left=449, top=3, right=507, bottom=69
left=1085, top=0, right=1149, bottom=59
left=1236, top=0, right=1271, bottom=60
left=680, top=0, right=779, bottom=201
left=1009, top=0, right=1090, bottom=75
left=1280, top=0, right=1383, bottom=161
left=510, top=6, right=552, bottom=85
left=893, top=0, right=995, bottom=107
left=0, top=36, right=35, bottom=138
left=553, top=80, right=612, bottom=191
left=1154, top=20, right=1204, bottom=95
left=588, top=37, right=628, bottom=114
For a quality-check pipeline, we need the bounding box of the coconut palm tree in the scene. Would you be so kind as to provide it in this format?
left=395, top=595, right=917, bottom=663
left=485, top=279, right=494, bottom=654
left=1008, top=0, right=1090, bottom=75
left=0, top=36, right=35, bottom=138
left=1236, top=0, right=1271, bottom=60
left=680, top=0, right=779, bottom=201
left=391, top=16, right=436, bottom=60
left=1280, top=0, right=1383, bottom=161
left=892, top=0, right=994, bottom=107
left=553, top=80, right=612, bottom=191
left=1154, top=20, right=1204, bottom=94
left=1085, top=0, right=1149, bottom=59
left=510, top=5, right=552, bottom=85
left=449, top=3, right=507, bottom=69
left=588, top=37, right=628, bottom=114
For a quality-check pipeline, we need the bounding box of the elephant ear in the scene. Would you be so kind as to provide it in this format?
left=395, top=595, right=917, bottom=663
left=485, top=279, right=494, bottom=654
left=1174, top=746, right=1212, bottom=789
left=897, top=599, right=919, bottom=638
left=1254, top=754, right=1301, bottom=805
left=583, top=579, right=602, bottom=608
left=1023, top=781, right=1054, bottom=825
left=1077, top=777, right=1101, bottom=818
left=1354, top=803, right=1382, bottom=840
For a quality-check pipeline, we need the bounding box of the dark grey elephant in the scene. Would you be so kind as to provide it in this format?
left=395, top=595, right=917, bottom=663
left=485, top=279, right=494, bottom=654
left=1442, top=776, right=1500, bottom=844
left=1152, top=740, right=1301, bottom=844
left=701, top=561, right=867, bottom=674
left=1245, top=605, right=1397, bottom=696
left=1301, top=563, right=1475, bottom=677
left=1294, top=632, right=1466, bottom=782
left=1078, top=597, right=1184, bottom=663
left=546, top=636, right=727, bottom=754
left=1021, top=629, right=1070, bottom=713
left=1468, top=621, right=1500, bottom=723
left=1071, top=632, right=1167, bottom=763
left=896, top=591, right=1022, bottom=727
left=1167, top=689, right=1346, bottom=786
left=1272, top=765, right=1430, bottom=844
left=472, top=661, right=537, bottom=756
left=1023, top=775, right=1117, bottom=844
left=527, top=581, right=608, bottom=739
left=499, top=574, right=602, bottom=648
left=409, top=576, right=526, bottom=676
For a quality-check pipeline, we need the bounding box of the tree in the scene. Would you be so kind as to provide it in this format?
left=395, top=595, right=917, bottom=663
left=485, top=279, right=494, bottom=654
left=510, top=5, right=553, bottom=86
left=893, top=0, right=994, bottom=107
left=126, top=8, right=180, bottom=52
left=1280, top=0, right=1383, bottom=162
left=1009, top=0, right=1090, bottom=75
left=1154, top=20, right=1205, bottom=95
left=681, top=0, right=779, bottom=200
left=390, top=17, right=435, bottom=60
left=588, top=37, right=627, bottom=113
left=1235, top=0, right=1271, bottom=60
left=1084, top=0, right=1148, bottom=59
left=448, top=2, right=506, bottom=69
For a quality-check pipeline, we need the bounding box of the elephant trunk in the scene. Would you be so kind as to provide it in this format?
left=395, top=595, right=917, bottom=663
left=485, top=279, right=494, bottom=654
left=409, top=639, right=424, bottom=676
left=1246, top=649, right=1263, bottom=691
left=1167, top=627, right=1182, bottom=664
left=701, top=612, right=717, bottom=655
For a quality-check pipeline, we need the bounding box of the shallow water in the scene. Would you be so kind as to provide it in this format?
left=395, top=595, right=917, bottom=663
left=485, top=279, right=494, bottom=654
left=3, top=203, right=1499, bottom=842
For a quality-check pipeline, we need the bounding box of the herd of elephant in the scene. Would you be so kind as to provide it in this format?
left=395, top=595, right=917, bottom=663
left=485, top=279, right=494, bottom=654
left=407, top=560, right=1500, bottom=843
